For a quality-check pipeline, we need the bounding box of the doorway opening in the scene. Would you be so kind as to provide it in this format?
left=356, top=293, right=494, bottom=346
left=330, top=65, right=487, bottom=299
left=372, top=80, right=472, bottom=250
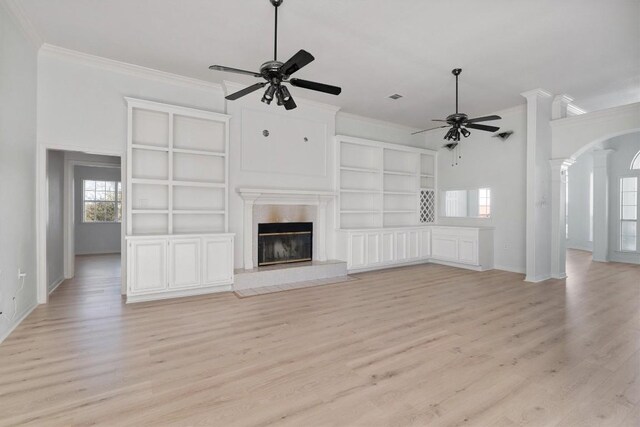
left=44, top=149, right=124, bottom=301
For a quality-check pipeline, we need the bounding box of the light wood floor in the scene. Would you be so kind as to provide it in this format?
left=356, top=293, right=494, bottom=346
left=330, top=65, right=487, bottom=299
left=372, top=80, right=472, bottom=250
left=0, top=251, right=638, bottom=426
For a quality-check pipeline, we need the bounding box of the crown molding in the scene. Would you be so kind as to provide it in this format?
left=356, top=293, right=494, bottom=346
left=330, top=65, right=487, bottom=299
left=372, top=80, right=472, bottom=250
left=40, top=44, right=224, bottom=93
left=550, top=102, right=640, bottom=128
left=567, top=103, right=587, bottom=116
left=223, top=80, right=341, bottom=114
left=1, top=0, right=43, bottom=49
left=520, top=88, right=552, bottom=99
left=336, top=111, right=422, bottom=133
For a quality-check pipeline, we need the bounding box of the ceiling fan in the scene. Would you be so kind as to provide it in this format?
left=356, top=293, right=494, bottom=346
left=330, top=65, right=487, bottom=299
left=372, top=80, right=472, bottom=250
left=413, top=68, right=501, bottom=150
left=209, top=0, right=341, bottom=110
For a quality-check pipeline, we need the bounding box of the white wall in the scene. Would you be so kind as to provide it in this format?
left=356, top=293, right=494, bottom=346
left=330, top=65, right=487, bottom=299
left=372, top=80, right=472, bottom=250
left=0, top=3, right=39, bottom=341
left=605, top=133, right=640, bottom=264
left=46, top=150, right=64, bottom=291
left=425, top=105, right=528, bottom=273
left=37, top=46, right=226, bottom=153
left=567, top=152, right=594, bottom=251
left=335, top=112, right=426, bottom=147
left=74, top=165, right=122, bottom=255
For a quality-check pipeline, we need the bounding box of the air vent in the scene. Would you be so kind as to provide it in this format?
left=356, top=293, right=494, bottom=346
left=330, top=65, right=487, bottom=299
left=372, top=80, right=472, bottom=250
left=388, top=93, right=403, bottom=100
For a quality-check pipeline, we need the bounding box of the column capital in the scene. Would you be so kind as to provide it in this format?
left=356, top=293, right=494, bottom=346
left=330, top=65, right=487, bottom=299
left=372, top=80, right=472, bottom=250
left=520, top=88, right=552, bottom=100
left=549, top=158, right=575, bottom=172
left=552, top=94, right=574, bottom=119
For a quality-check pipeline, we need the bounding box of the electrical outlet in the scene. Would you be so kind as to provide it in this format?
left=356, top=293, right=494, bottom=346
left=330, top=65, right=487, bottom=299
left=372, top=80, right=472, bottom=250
left=18, top=269, right=26, bottom=279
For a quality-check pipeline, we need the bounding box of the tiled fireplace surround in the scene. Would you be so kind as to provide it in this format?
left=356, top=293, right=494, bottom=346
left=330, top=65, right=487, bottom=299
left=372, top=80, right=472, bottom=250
left=235, top=188, right=346, bottom=290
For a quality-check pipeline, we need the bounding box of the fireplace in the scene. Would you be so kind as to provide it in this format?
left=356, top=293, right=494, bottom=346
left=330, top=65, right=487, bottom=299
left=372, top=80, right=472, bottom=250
left=258, top=222, right=313, bottom=266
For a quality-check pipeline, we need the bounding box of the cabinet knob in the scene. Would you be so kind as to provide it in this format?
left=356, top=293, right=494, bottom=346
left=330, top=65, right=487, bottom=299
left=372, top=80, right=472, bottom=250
left=263, top=130, right=269, bottom=137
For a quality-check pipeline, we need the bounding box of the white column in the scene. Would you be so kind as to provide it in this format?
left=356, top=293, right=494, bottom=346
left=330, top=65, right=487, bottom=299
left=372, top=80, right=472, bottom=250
left=242, top=194, right=259, bottom=270
left=592, top=149, right=614, bottom=262
left=550, top=158, right=574, bottom=278
left=316, top=196, right=332, bottom=262
left=521, top=88, right=553, bottom=282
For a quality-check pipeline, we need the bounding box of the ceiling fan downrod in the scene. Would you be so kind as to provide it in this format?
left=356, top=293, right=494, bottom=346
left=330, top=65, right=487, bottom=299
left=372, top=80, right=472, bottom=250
left=271, top=0, right=283, bottom=61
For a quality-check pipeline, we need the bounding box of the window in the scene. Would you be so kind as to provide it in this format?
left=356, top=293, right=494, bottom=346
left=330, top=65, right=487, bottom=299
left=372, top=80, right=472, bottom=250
left=632, top=150, right=640, bottom=170
left=620, top=177, right=637, bottom=251
left=589, top=172, right=594, bottom=242
left=478, top=188, right=491, bottom=218
left=83, top=180, right=122, bottom=223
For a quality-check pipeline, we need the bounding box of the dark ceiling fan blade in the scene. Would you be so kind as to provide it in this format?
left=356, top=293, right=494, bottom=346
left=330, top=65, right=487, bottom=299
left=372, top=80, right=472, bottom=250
left=465, top=115, right=502, bottom=124
left=411, top=125, right=450, bottom=135
left=283, top=95, right=297, bottom=110
left=432, top=119, right=448, bottom=122
left=209, top=65, right=262, bottom=78
left=279, top=50, right=315, bottom=76
left=465, top=123, right=500, bottom=132
left=289, top=78, right=341, bottom=95
left=225, top=82, right=267, bottom=100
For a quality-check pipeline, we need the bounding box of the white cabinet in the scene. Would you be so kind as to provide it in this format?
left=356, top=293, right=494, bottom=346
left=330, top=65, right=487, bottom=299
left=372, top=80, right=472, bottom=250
left=127, top=234, right=234, bottom=302
left=338, top=226, right=492, bottom=272
left=128, top=238, right=168, bottom=293
left=203, top=235, right=234, bottom=285
left=350, top=233, right=367, bottom=269
left=431, top=233, right=459, bottom=262
left=419, top=229, right=431, bottom=258
left=169, top=238, right=201, bottom=289
left=430, top=226, right=493, bottom=270
left=338, top=227, right=431, bottom=271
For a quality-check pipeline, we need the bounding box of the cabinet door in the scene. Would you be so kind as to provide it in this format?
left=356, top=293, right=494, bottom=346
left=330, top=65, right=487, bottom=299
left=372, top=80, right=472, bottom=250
left=381, top=231, right=395, bottom=263
left=458, top=238, right=478, bottom=265
left=419, top=229, right=431, bottom=259
left=202, top=236, right=234, bottom=285
left=366, top=232, right=381, bottom=265
left=169, top=238, right=201, bottom=289
left=407, top=230, right=420, bottom=260
left=349, top=233, right=367, bottom=269
left=396, top=231, right=408, bottom=261
left=431, top=234, right=458, bottom=261
left=129, top=239, right=167, bottom=294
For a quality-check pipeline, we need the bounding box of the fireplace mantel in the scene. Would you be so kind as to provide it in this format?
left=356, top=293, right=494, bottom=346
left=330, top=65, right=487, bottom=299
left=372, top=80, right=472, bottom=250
left=236, top=188, right=335, bottom=270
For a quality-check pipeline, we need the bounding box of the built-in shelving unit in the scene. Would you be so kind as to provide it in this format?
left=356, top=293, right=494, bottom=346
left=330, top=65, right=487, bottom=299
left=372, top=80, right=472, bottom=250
left=125, top=98, right=234, bottom=303
left=126, top=98, right=230, bottom=235
left=336, top=135, right=437, bottom=229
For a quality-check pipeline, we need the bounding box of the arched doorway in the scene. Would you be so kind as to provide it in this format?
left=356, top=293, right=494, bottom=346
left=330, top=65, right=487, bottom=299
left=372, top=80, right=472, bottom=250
left=549, top=102, right=640, bottom=277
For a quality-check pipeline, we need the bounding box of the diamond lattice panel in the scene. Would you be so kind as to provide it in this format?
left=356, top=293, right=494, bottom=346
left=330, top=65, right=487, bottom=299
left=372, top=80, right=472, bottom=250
left=420, top=190, right=435, bottom=223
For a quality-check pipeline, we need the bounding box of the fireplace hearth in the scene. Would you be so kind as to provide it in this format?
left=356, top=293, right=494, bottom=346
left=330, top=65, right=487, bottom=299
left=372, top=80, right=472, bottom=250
left=258, top=222, right=313, bottom=266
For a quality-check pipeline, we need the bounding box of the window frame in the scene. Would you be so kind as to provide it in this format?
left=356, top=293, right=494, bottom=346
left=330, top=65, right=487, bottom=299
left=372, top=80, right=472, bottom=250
left=619, top=175, right=638, bottom=253
left=478, top=187, right=491, bottom=218
left=82, top=179, right=122, bottom=224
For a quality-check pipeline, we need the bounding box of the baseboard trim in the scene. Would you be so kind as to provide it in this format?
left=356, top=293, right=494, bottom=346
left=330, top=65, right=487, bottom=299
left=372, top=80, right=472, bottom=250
left=48, top=276, right=65, bottom=295
left=126, top=284, right=232, bottom=304
left=524, top=274, right=552, bottom=283
left=348, top=259, right=429, bottom=274
left=75, top=251, right=122, bottom=256
left=427, top=259, right=486, bottom=271
left=0, top=301, right=37, bottom=344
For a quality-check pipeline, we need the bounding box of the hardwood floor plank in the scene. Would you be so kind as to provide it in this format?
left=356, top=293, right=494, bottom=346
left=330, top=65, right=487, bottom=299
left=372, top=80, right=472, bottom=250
left=0, top=251, right=638, bottom=426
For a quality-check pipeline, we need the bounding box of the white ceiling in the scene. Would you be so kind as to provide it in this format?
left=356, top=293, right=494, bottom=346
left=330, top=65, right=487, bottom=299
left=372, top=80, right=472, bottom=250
left=17, top=0, right=640, bottom=128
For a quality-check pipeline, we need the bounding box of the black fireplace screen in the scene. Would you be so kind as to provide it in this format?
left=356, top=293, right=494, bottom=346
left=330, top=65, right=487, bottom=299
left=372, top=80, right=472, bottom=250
left=258, top=222, right=313, bottom=266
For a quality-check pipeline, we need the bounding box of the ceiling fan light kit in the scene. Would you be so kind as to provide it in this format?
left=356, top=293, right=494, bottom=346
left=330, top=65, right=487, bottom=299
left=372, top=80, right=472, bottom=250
left=413, top=68, right=502, bottom=154
left=209, top=0, right=342, bottom=110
